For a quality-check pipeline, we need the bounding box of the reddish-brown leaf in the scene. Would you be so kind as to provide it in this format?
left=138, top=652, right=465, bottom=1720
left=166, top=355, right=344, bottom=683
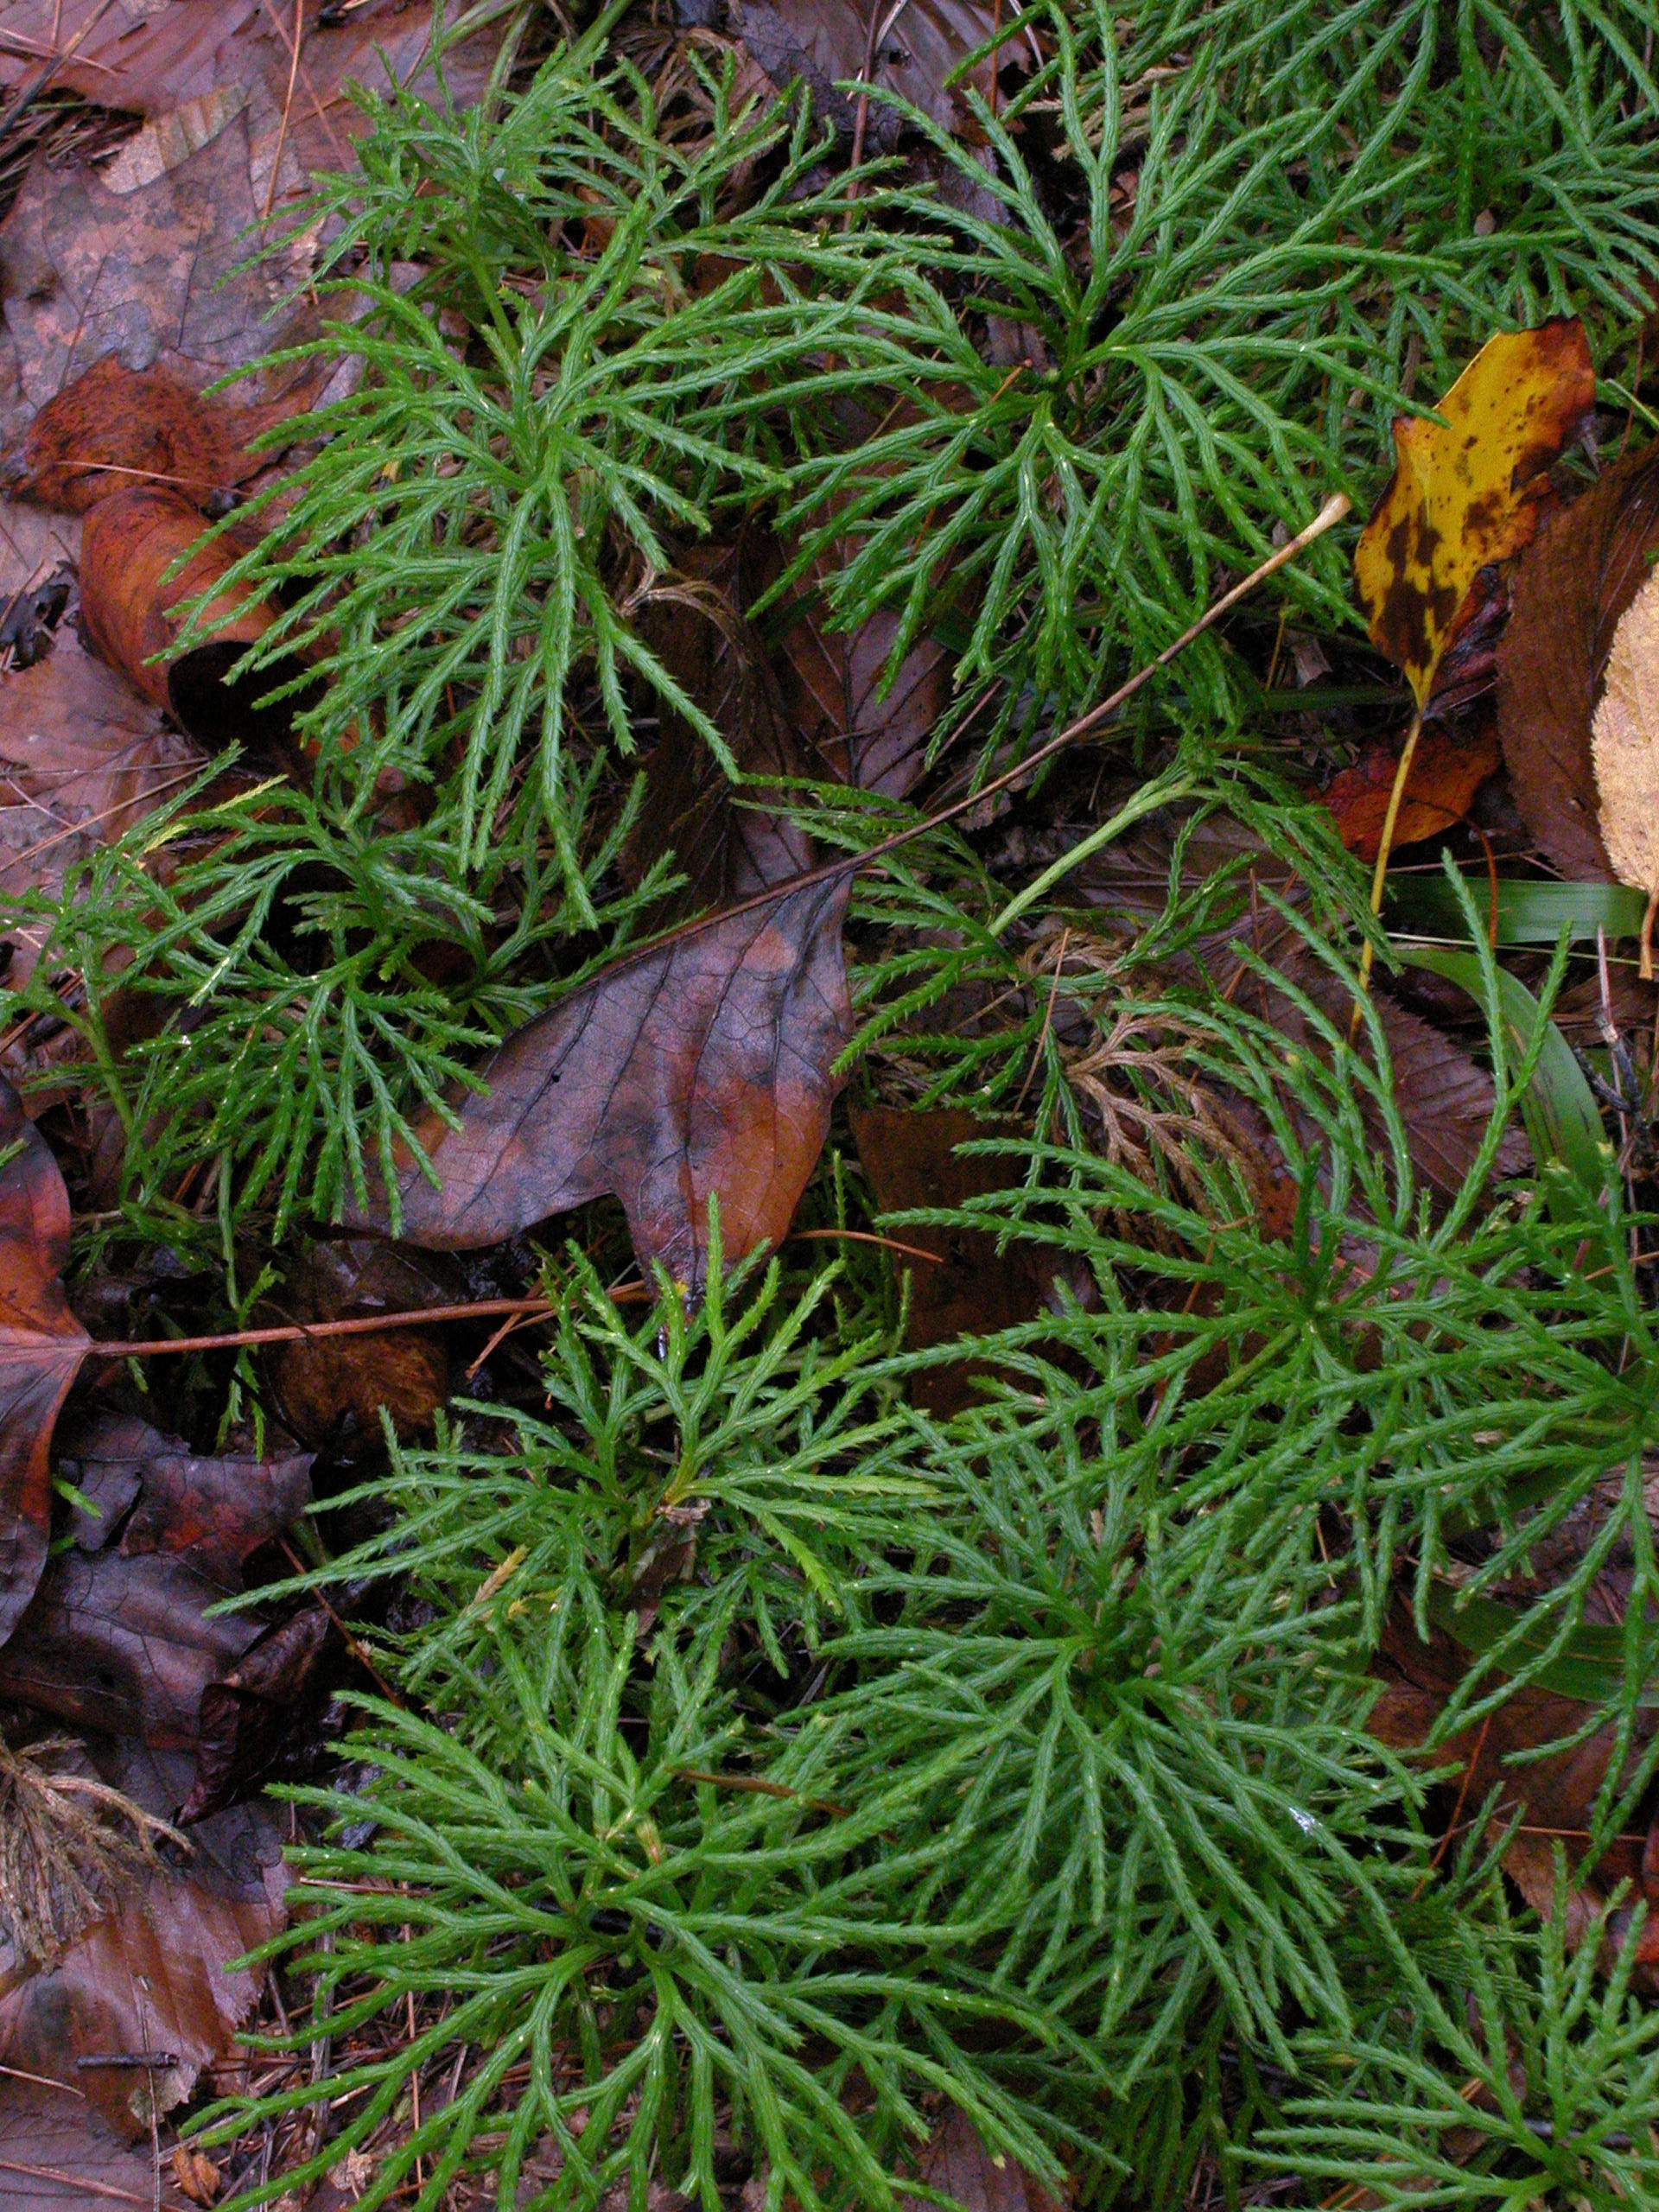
left=77, top=486, right=305, bottom=752
left=1495, top=441, right=1659, bottom=880
left=849, top=1104, right=1065, bottom=1417
left=727, top=0, right=1029, bottom=143
left=0, top=355, right=296, bottom=514
left=0, top=1080, right=90, bottom=1652
left=772, top=563, right=950, bottom=802
left=1320, top=722, right=1499, bottom=862
left=358, top=876, right=853, bottom=1287
left=0, top=2084, right=196, bottom=2210
left=626, top=543, right=813, bottom=912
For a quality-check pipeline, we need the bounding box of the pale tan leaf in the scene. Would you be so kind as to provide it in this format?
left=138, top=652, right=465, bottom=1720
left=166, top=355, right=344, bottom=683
left=1590, top=563, right=1659, bottom=975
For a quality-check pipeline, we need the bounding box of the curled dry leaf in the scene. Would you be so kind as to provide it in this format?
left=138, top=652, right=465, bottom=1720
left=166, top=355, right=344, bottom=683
left=78, top=486, right=302, bottom=752
left=772, top=556, right=950, bottom=803
left=1495, top=440, right=1659, bottom=880
left=1319, top=721, right=1499, bottom=863
left=1353, top=317, right=1594, bottom=705
left=0, top=1079, right=90, bottom=1652
left=357, top=876, right=853, bottom=1288
left=0, top=355, right=290, bottom=515
left=1590, top=563, right=1659, bottom=975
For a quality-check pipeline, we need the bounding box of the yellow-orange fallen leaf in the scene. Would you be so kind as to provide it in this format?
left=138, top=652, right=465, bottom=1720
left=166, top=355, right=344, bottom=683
left=1355, top=318, right=1594, bottom=705
left=1591, top=563, right=1659, bottom=976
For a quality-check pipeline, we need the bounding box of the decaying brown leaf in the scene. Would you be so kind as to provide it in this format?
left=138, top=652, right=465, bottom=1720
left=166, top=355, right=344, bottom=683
left=626, top=543, right=813, bottom=912
left=1, top=355, right=293, bottom=514
left=1590, top=564, right=1659, bottom=975
left=0, top=1410, right=313, bottom=1753
left=1320, top=722, right=1499, bottom=863
left=0, top=2083, right=196, bottom=2210
left=1354, top=318, right=1594, bottom=707
left=78, top=486, right=301, bottom=751
left=0, top=631, right=201, bottom=986
left=1495, top=440, right=1659, bottom=880
left=727, top=0, right=1030, bottom=143
left=0, top=1079, right=90, bottom=1652
left=772, top=559, right=950, bottom=802
left=359, top=875, right=852, bottom=1287
left=263, top=1238, right=456, bottom=1447
left=0, top=91, right=314, bottom=453
left=0, top=1743, right=289, bottom=2134
left=849, top=1104, right=1065, bottom=1416
left=1372, top=1598, right=1659, bottom=1990
left=899, top=2106, right=1069, bottom=2212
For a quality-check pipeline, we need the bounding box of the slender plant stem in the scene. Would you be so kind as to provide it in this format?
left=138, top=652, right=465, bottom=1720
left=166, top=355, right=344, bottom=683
left=1351, top=702, right=1424, bottom=1033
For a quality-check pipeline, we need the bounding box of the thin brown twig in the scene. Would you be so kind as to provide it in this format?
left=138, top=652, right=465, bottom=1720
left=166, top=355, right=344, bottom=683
left=91, top=1295, right=556, bottom=1361
left=263, top=0, right=306, bottom=222
left=278, top=1539, right=406, bottom=1710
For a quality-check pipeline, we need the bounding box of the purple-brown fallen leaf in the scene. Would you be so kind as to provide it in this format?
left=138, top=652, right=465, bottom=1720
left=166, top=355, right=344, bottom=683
left=0, top=2084, right=195, bottom=2211
left=0, top=1079, right=90, bottom=1652
left=0, top=1411, right=312, bottom=1751
left=354, top=875, right=853, bottom=1287
left=1496, top=440, right=1659, bottom=880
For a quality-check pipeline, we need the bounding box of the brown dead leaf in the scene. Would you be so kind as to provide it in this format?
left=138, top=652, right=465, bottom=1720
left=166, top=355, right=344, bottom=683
left=0, top=1410, right=312, bottom=1752
left=0, top=1078, right=90, bottom=1652
left=1, top=355, right=296, bottom=514
left=1495, top=440, right=1659, bottom=880
left=0, top=1741, right=289, bottom=2134
left=1320, top=721, right=1499, bottom=862
left=899, top=2106, right=1069, bottom=2212
left=0, top=2083, right=195, bottom=2210
left=849, top=1103, right=1066, bottom=1416
left=626, top=543, right=813, bottom=912
left=0, top=630, right=201, bottom=987
left=727, top=0, right=1029, bottom=143
left=1354, top=318, right=1594, bottom=706
left=263, top=1238, right=456, bottom=1447
left=357, top=875, right=853, bottom=1289
left=1371, top=1598, right=1659, bottom=1990
left=0, top=92, right=313, bottom=453
left=1590, top=563, right=1659, bottom=974
left=772, top=562, right=950, bottom=802
left=78, top=486, right=302, bottom=752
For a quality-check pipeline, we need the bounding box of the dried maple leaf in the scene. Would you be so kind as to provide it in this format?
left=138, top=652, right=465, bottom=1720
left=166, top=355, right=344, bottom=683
left=0, top=1079, right=89, bottom=1652
left=357, top=875, right=853, bottom=1288
left=1591, top=564, right=1659, bottom=975
left=1354, top=318, right=1594, bottom=706
left=1495, top=440, right=1659, bottom=880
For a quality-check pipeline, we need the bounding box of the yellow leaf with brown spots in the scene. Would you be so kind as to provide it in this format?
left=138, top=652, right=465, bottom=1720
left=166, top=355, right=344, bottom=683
left=1354, top=318, right=1595, bottom=705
